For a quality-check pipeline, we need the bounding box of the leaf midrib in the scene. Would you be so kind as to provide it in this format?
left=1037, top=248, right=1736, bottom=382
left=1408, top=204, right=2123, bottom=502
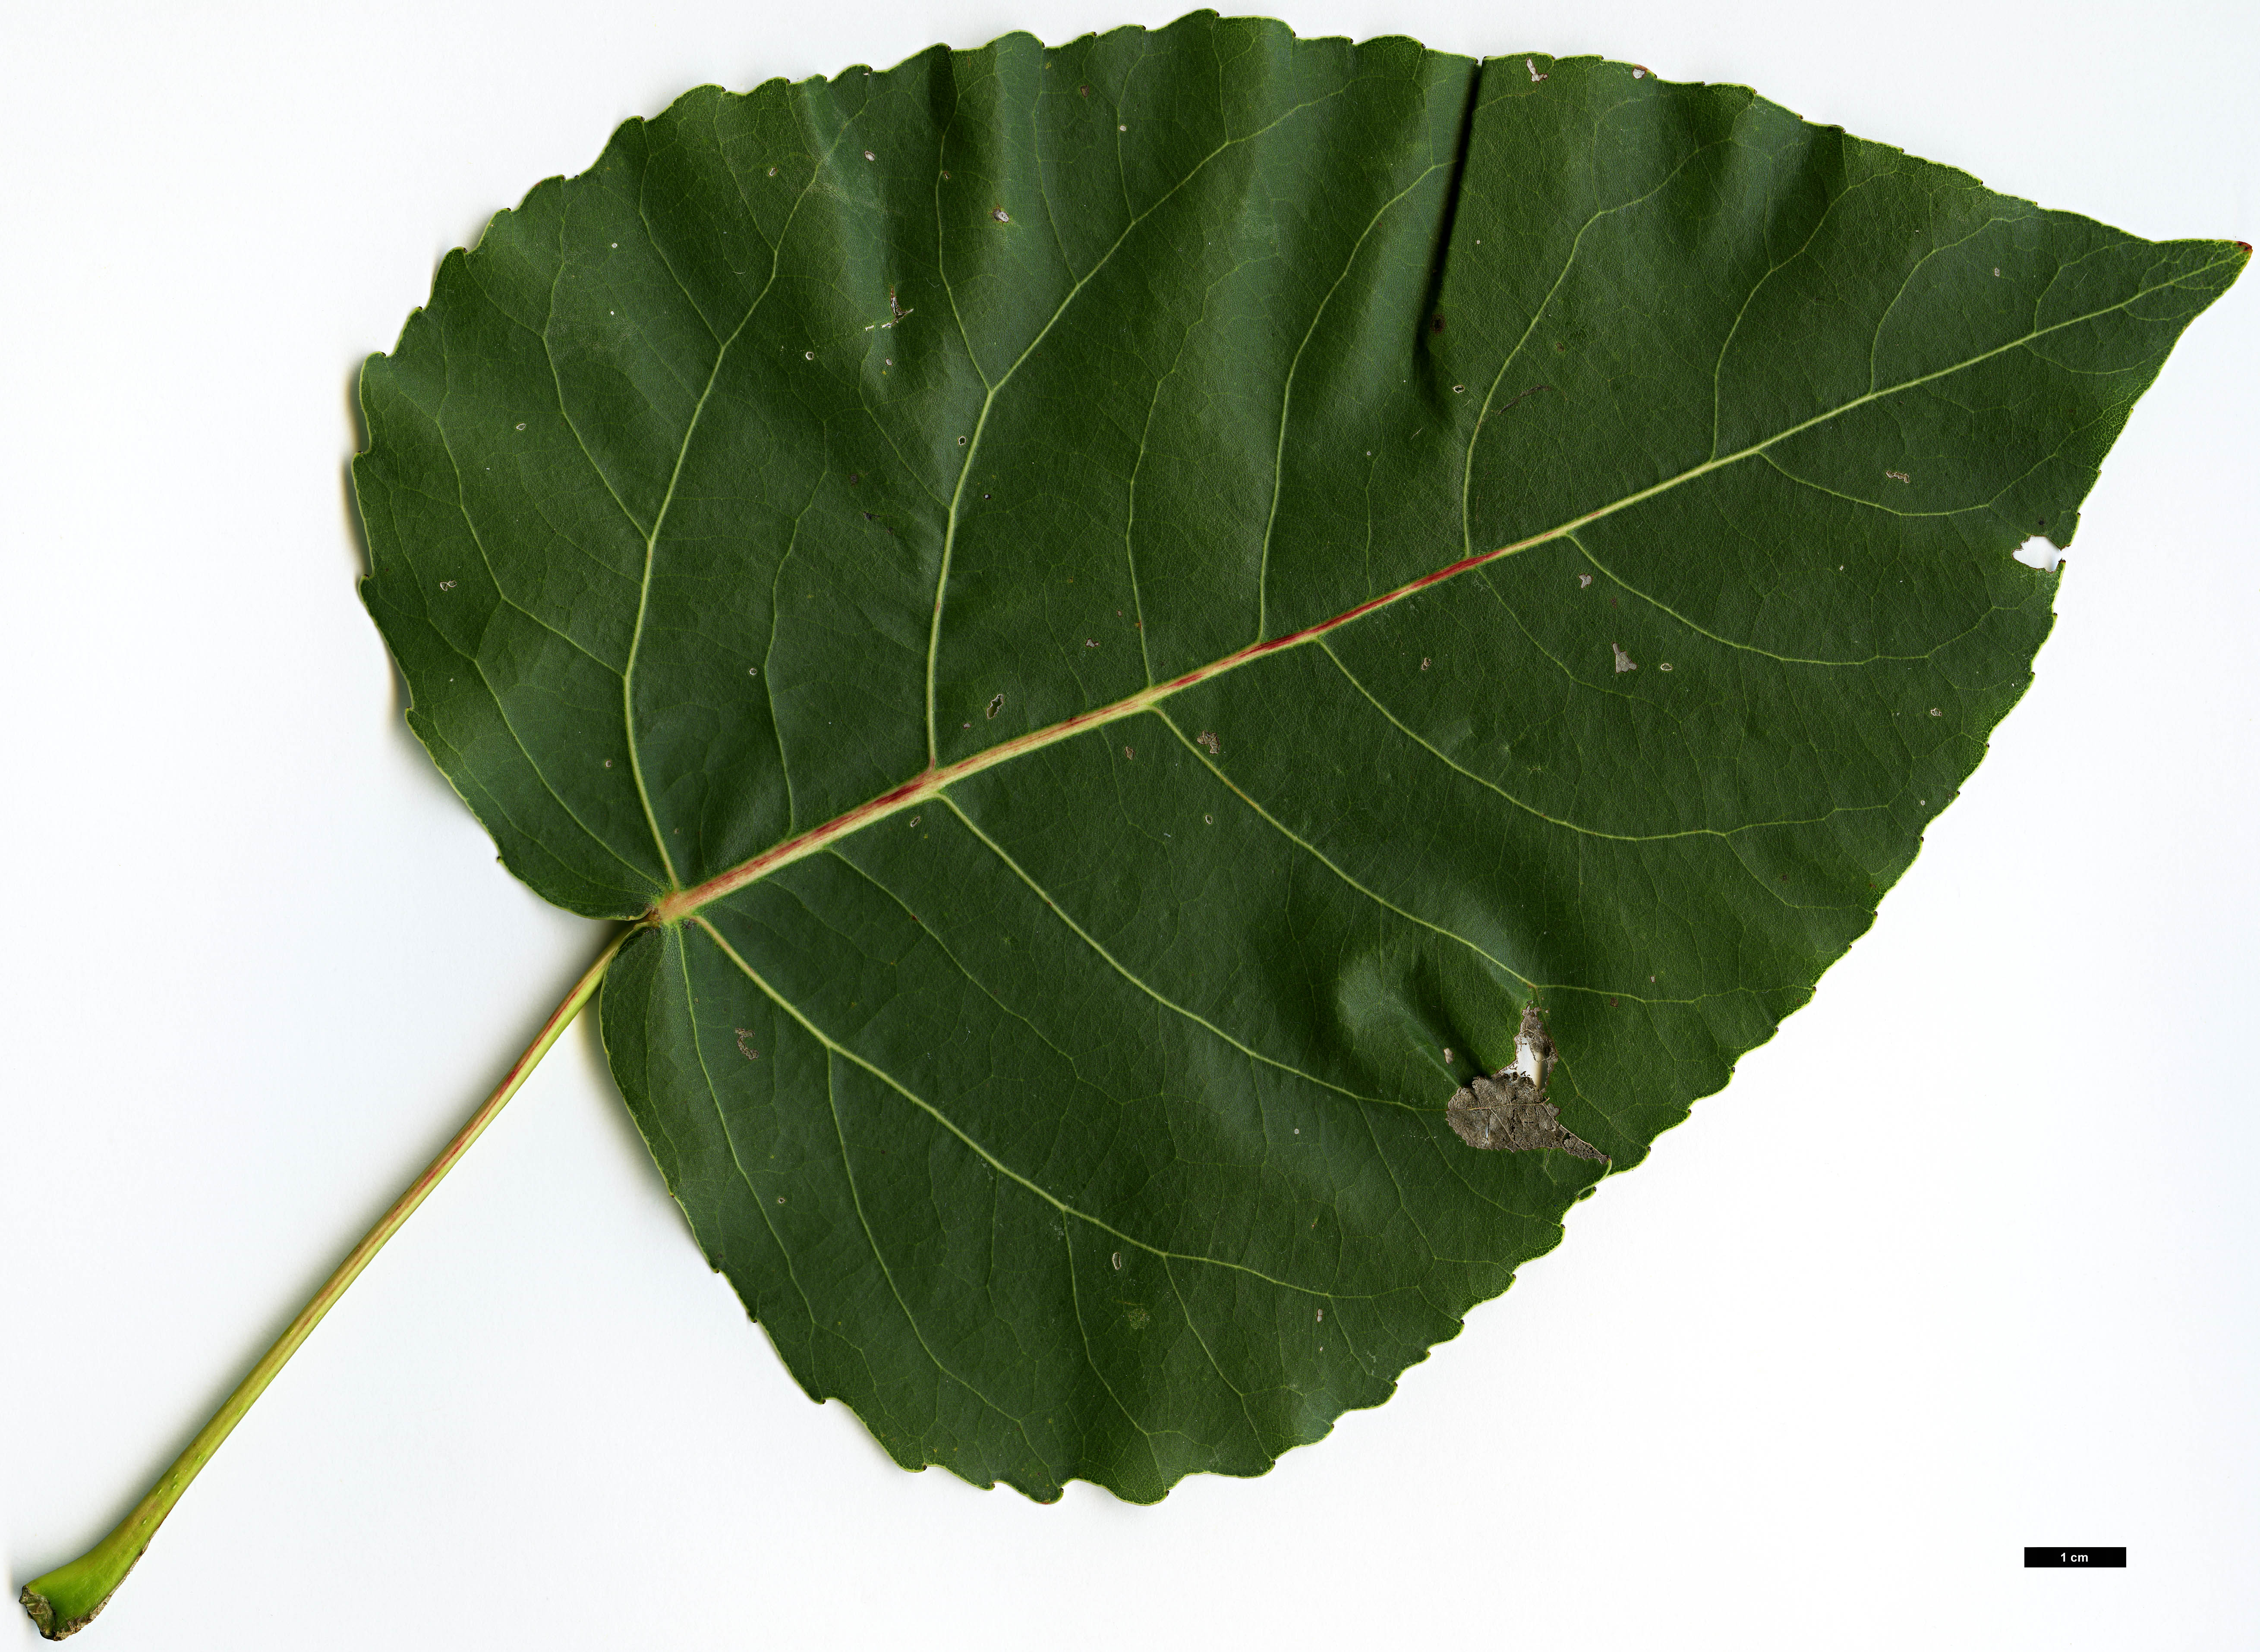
left=646, top=255, right=2236, bottom=927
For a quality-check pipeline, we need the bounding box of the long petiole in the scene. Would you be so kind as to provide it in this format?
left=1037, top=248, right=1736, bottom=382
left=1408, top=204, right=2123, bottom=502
left=18, top=925, right=638, bottom=1640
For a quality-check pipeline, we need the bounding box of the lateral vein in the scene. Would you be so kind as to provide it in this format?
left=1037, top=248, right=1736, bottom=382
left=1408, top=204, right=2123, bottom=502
left=692, top=916, right=1362, bottom=1300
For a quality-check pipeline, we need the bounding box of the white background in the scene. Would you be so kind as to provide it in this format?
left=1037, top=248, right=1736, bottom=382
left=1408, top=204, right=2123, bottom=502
left=3, top=2, right=2253, bottom=1648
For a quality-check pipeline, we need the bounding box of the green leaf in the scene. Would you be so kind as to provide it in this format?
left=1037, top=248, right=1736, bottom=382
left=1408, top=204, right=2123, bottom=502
left=351, top=16, right=2241, bottom=1503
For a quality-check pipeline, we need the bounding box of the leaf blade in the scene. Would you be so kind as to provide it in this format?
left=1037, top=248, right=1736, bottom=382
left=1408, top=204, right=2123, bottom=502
left=356, top=17, right=2244, bottom=1498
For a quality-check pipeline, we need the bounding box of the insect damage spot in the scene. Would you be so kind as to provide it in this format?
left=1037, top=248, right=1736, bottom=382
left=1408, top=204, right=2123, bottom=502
left=1526, top=57, right=1548, bottom=82
left=1578, top=573, right=1592, bottom=588
left=1611, top=643, right=1637, bottom=673
left=1447, top=1006, right=1605, bottom=1160
left=734, top=1029, right=760, bottom=1061
left=985, top=693, right=1005, bottom=720
left=991, top=207, right=1010, bottom=223
left=1884, top=469, right=1911, bottom=484
left=2012, top=534, right=2063, bottom=572
left=1197, top=730, right=1221, bottom=755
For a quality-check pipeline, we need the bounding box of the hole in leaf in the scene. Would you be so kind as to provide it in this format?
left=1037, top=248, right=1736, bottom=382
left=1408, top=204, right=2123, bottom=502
left=2012, top=534, right=2061, bottom=572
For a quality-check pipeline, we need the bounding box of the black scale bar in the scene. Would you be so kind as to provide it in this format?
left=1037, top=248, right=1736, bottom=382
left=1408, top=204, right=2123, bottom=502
left=2024, top=1548, right=2127, bottom=1568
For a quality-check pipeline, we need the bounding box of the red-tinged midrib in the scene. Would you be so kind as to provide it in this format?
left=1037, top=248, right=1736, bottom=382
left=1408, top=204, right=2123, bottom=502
left=649, top=516, right=1571, bottom=924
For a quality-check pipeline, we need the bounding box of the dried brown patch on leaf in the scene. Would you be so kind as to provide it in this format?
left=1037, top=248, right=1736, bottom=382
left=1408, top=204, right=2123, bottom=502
left=1447, top=1072, right=1605, bottom=1159
left=1446, top=1004, right=1601, bottom=1159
